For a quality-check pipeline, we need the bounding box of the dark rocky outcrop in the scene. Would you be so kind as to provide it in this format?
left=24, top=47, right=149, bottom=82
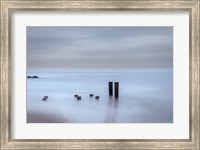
left=32, top=76, right=39, bottom=78
left=27, top=76, right=39, bottom=79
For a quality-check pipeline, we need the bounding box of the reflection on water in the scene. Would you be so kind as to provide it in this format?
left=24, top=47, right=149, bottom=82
left=27, top=70, right=173, bottom=123
left=105, top=97, right=119, bottom=122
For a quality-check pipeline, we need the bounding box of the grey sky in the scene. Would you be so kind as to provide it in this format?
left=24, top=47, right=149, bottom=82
left=27, top=26, right=173, bottom=70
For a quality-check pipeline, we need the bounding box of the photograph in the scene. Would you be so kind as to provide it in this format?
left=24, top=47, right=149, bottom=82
left=26, top=26, right=173, bottom=123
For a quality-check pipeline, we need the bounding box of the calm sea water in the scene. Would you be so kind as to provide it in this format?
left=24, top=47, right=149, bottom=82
left=27, top=70, right=173, bottom=123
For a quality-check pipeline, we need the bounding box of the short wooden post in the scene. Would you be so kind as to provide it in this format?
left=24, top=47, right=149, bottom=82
left=114, top=82, right=119, bottom=98
left=95, top=96, right=100, bottom=100
left=77, top=96, right=81, bottom=100
left=108, top=82, right=113, bottom=96
left=42, top=98, right=47, bottom=101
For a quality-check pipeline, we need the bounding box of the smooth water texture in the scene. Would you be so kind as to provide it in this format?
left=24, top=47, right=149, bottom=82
left=27, top=70, right=173, bottom=123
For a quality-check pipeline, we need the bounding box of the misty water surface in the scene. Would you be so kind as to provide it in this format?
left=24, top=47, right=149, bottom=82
left=27, top=70, right=173, bottom=123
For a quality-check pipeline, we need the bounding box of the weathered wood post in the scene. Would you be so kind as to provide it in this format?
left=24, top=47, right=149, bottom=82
left=42, top=98, right=47, bottom=101
left=77, top=96, right=81, bottom=100
left=108, top=82, right=113, bottom=96
left=114, top=82, right=119, bottom=98
left=95, top=96, right=100, bottom=100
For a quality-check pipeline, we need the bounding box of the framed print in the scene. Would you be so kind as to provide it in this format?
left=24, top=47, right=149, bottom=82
left=26, top=26, right=174, bottom=124
left=0, top=0, right=199, bottom=149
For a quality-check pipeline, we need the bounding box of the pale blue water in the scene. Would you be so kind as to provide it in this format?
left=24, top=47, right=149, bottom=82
left=27, top=70, right=173, bottom=123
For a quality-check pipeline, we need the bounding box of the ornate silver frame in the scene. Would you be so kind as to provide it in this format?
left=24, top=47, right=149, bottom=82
left=1, top=0, right=199, bottom=149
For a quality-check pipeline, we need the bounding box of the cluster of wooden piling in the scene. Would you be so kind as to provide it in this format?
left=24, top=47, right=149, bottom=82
left=108, top=82, right=119, bottom=98
left=41, top=81, right=119, bottom=102
left=74, top=94, right=81, bottom=100
left=74, top=94, right=100, bottom=101
left=89, top=94, right=99, bottom=99
left=74, top=81, right=119, bottom=101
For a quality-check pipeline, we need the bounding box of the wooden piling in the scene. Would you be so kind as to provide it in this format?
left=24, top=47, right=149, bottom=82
left=77, top=96, right=81, bottom=100
left=108, top=82, right=113, bottom=96
left=95, top=96, right=100, bottom=100
left=114, top=82, right=119, bottom=98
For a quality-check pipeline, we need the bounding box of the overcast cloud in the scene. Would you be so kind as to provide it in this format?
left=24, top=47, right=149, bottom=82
left=27, top=26, right=173, bottom=70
